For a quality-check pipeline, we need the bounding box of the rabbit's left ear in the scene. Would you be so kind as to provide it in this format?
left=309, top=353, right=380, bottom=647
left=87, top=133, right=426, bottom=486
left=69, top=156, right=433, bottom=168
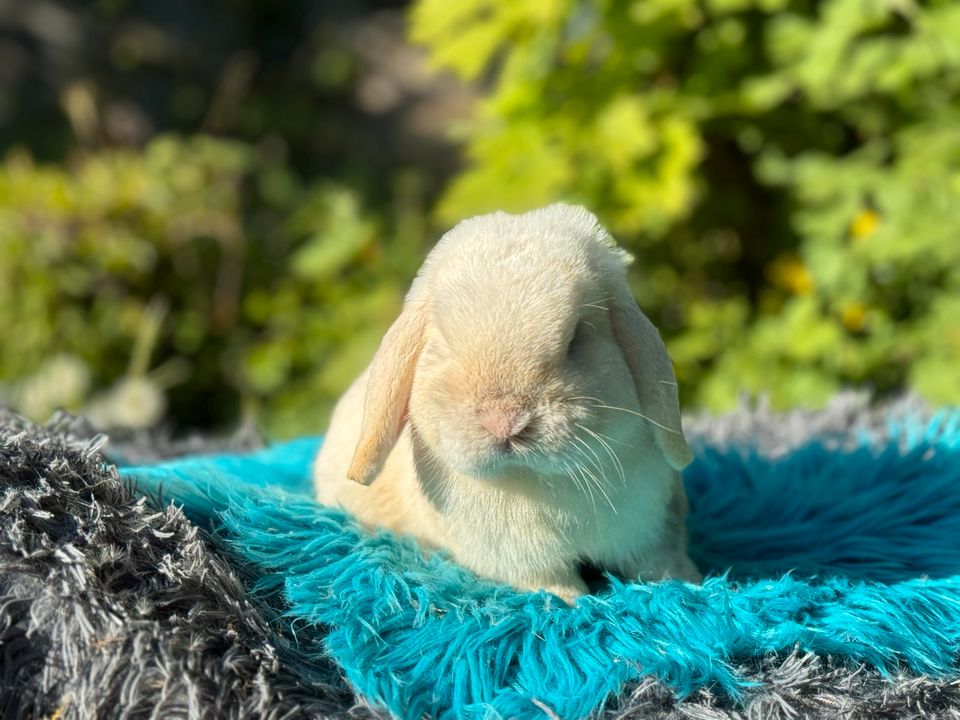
left=608, top=281, right=694, bottom=471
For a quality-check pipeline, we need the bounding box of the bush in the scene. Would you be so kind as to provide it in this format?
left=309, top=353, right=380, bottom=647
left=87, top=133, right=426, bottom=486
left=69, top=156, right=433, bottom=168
left=0, top=136, right=429, bottom=437
left=410, top=0, right=960, bottom=409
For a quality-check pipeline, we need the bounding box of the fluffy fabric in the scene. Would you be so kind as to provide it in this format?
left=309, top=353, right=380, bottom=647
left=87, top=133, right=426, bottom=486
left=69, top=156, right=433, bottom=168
left=2, top=397, right=960, bottom=719
left=120, top=401, right=960, bottom=719
left=0, top=411, right=382, bottom=720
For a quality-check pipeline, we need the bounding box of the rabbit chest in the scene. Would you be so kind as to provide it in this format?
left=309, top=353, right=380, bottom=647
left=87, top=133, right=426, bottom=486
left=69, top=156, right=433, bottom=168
left=412, top=430, right=677, bottom=584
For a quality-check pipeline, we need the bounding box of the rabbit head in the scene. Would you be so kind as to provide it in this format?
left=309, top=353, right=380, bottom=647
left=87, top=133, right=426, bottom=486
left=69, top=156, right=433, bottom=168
left=347, top=203, right=692, bottom=489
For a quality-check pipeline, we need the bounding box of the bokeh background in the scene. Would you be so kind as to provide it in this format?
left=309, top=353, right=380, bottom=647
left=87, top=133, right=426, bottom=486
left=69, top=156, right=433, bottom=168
left=2, top=0, right=958, bottom=439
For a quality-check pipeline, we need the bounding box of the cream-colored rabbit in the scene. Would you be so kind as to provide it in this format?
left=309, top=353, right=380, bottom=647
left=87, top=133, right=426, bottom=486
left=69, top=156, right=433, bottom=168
left=314, top=203, right=700, bottom=602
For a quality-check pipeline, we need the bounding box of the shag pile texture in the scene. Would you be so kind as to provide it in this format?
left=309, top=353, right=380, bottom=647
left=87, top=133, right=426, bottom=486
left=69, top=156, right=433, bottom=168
left=2, top=395, right=960, bottom=719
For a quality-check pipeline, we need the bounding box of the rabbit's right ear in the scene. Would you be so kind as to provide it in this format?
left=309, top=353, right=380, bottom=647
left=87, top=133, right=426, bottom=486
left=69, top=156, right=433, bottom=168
left=347, top=300, right=428, bottom=485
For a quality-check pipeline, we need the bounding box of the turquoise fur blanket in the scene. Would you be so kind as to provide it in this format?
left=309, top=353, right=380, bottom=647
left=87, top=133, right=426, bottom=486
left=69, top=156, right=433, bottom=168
left=121, top=410, right=960, bottom=720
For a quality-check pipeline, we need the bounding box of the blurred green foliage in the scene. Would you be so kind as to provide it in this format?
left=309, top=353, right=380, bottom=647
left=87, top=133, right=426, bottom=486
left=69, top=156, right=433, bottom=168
left=2, top=0, right=959, bottom=437
left=0, top=0, right=439, bottom=437
left=412, top=0, right=960, bottom=410
left=0, top=137, right=428, bottom=436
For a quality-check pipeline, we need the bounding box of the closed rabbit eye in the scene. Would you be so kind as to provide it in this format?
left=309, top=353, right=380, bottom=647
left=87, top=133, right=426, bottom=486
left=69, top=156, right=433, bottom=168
left=567, top=320, right=585, bottom=358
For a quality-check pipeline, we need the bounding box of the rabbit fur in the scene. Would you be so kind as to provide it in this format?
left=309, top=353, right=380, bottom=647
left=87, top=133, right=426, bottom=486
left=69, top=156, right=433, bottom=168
left=314, top=203, right=699, bottom=602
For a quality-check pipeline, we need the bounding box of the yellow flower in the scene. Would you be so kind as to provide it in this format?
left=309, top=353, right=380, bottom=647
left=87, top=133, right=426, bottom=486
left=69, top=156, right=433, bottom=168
left=850, top=209, right=880, bottom=241
left=840, top=302, right=867, bottom=332
left=768, top=255, right=815, bottom=295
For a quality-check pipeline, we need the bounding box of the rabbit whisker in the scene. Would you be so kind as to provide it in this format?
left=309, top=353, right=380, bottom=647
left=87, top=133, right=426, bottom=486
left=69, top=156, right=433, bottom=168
left=566, top=441, right=616, bottom=514
left=581, top=424, right=631, bottom=448
left=572, top=451, right=617, bottom=514
left=582, top=401, right=684, bottom=436
left=577, top=423, right=626, bottom=486
left=571, top=460, right=597, bottom=515
left=579, top=296, right=614, bottom=312
left=557, top=456, right=584, bottom=501
left=561, top=451, right=598, bottom=516
left=567, top=396, right=629, bottom=443
left=570, top=435, right=605, bottom=477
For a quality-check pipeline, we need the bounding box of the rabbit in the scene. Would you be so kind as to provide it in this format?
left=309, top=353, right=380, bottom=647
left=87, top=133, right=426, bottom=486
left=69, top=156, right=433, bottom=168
left=313, top=203, right=700, bottom=603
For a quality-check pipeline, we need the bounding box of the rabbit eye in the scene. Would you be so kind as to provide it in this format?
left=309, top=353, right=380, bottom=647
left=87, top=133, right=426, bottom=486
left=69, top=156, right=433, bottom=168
left=567, top=321, right=585, bottom=358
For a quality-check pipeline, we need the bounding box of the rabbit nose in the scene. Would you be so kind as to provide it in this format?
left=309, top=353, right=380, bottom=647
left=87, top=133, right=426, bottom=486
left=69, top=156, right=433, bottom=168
left=477, top=405, right=530, bottom=441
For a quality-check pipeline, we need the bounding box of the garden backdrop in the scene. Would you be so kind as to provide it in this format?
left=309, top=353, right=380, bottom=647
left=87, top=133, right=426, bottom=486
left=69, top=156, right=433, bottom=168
left=1, top=0, right=958, bottom=438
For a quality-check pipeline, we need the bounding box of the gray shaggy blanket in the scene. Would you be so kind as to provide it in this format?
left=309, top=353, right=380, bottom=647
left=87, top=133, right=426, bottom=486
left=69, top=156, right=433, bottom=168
left=1, top=396, right=958, bottom=719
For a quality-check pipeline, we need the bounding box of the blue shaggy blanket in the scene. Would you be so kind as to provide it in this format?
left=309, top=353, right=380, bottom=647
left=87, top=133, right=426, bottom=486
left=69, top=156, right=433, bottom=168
left=120, top=410, right=960, bottom=720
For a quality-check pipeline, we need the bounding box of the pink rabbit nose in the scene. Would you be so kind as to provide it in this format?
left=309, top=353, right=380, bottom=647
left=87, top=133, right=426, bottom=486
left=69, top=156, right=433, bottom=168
left=478, top=406, right=530, bottom=441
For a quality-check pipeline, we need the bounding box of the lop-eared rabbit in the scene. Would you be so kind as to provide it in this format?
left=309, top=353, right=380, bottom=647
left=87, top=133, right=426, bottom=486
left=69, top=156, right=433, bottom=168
left=315, top=204, right=699, bottom=602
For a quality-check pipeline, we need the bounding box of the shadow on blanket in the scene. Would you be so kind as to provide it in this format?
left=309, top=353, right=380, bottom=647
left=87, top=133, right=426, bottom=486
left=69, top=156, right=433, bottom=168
left=110, top=406, right=960, bottom=720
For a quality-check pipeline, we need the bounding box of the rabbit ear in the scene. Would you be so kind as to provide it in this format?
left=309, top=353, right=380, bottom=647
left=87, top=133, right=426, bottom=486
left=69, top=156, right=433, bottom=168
left=347, top=300, right=428, bottom=485
left=608, top=284, right=694, bottom=471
